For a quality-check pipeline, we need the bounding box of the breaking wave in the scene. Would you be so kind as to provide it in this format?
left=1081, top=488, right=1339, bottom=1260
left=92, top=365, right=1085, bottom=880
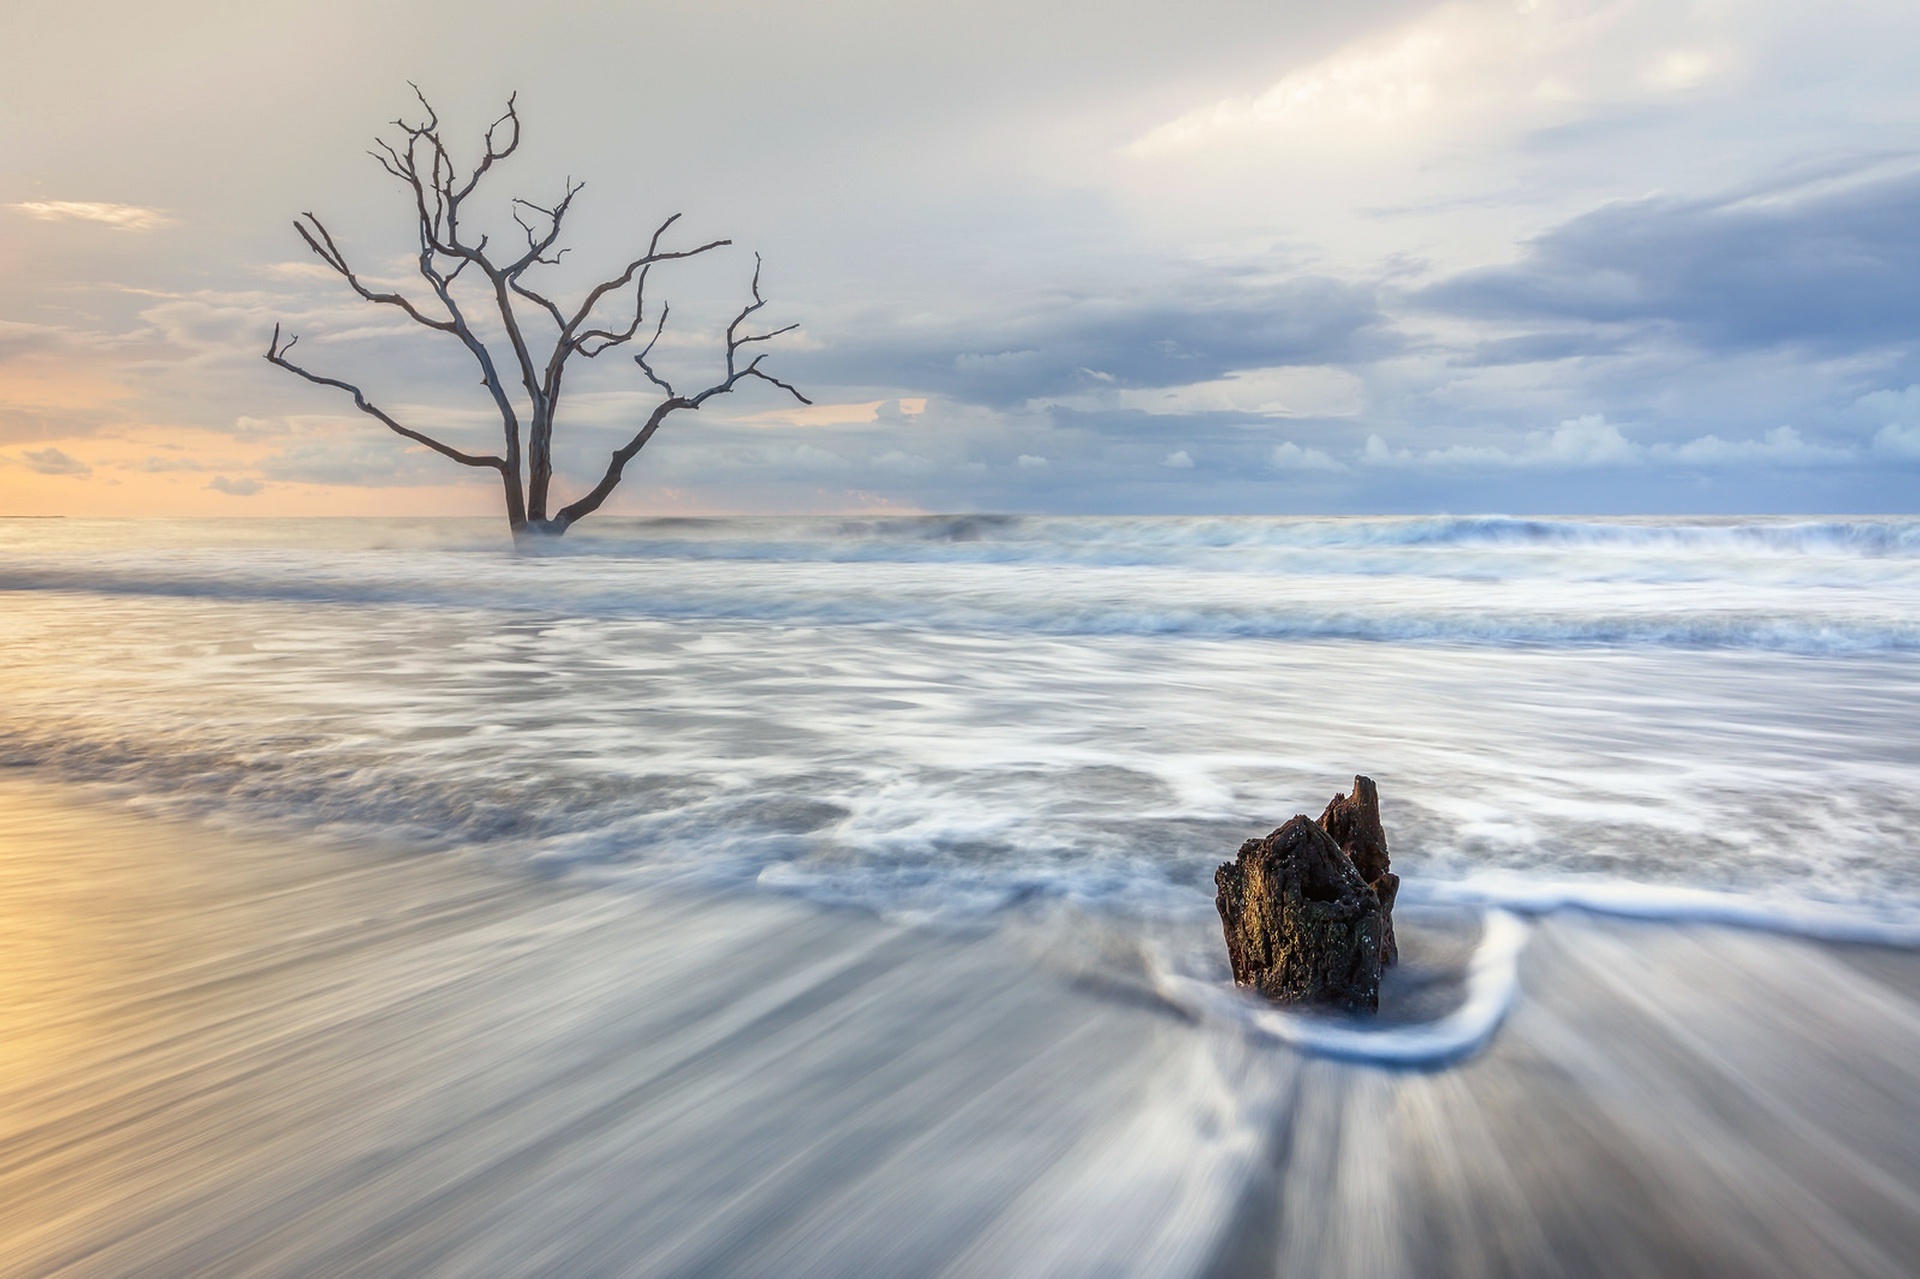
left=1154, top=909, right=1533, bottom=1066
left=551, top=513, right=1920, bottom=567
left=3, top=513, right=1920, bottom=654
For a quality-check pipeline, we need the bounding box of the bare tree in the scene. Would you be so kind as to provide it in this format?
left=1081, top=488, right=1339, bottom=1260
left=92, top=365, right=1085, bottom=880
left=266, top=89, right=808, bottom=536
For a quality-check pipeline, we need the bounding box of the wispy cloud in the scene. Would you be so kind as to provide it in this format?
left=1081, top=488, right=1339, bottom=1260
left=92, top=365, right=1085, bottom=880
left=1128, top=0, right=1733, bottom=159
left=1106, top=366, right=1367, bottom=419
left=1360, top=416, right=1858, bottom=471
left=207, top=475, right=264, bottom=496
left=1269, top=441, right=1345, bottom=473
left=17, top=446, right=92, bottom=476
left=122, top=455, right=211, bottom=473
left=8, top=201, right=175, bottom=231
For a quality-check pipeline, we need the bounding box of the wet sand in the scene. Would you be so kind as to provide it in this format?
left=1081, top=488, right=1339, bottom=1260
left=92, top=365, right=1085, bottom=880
left=3, top=776, right=1916, bottom=1277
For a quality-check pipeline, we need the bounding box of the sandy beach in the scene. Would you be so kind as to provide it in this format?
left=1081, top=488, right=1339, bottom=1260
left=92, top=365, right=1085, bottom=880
left=5, top=775, right=1916, bottom=1277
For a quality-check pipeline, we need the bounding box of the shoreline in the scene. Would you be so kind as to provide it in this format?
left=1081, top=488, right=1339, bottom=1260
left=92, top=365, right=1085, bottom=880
left=4, top=775, right=1918, bottom=1277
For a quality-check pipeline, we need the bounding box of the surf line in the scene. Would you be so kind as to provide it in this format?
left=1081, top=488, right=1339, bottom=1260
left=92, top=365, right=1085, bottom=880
left=1155, top=908, right=1532, bottom=1067
left=1403, top=875, right=1920, bottom=949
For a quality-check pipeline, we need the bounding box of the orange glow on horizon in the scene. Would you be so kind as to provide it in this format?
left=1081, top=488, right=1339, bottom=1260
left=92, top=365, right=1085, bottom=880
left=1, top=370, right=925, bottom=519
left=1, top=428, right=928, bottom=519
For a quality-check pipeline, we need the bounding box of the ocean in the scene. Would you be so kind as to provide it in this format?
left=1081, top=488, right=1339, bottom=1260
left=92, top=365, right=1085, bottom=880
left=3, top=513, right=1918, bottom=1275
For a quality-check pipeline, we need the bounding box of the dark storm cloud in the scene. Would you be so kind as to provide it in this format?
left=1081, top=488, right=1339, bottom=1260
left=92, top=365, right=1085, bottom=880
left=1421, top=163, right=1920, bottom=354
left=801, top=274, right=1391, bottom=408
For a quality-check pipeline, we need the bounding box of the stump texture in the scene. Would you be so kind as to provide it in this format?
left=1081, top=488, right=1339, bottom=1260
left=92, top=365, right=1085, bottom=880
left=1214, top=775, right=1401, bottom=1012
left=1214, top=814, right=1385, bottom=1011
left=1318, top=776, right=1401, bottom=966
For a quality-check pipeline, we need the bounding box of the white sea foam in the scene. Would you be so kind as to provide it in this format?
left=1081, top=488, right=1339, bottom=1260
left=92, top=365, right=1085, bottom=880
left=1, top=514, right=1916, bottom=997
left=1154, top=909, right=1532, bottom=1066
left=555, top=513, right=1920, bottom=565
left=1152, top=867, right=1920, bottom=1067
left=1403, top=874, right=1920, bottom=947
left=7, top=515, right=1920, bottom=647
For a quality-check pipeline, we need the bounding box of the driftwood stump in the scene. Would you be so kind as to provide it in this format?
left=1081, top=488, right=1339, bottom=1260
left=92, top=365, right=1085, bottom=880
left=1318, top=776, right=1400, bottom=966
left=1214, top=775, right=1401, bottom=1012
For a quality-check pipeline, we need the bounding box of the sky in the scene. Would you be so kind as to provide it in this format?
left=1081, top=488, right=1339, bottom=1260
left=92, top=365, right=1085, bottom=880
left=3, top=0, right=1919, bottom=519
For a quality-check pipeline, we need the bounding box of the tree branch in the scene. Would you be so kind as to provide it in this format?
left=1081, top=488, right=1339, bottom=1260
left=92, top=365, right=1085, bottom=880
left=505, top=180, right=584, bottom=276
left=295, top=214, right=457, bottom=333
left=510, top=278, right=567, bottom=330
left=264, top=324, right=505, bottom=471
left=411, top=251, right=526, bottom=473
left=638, top=254, right=812, bottom=410
left=549, top=396, right=688, bottom=529
left=562, top=214, right=730, bottom=340
left=551, top=257, right=807, bottom=530
left=629, top=304, right=677, bottom=392
left=573, top=265, right=659, bottom=358
left=452, top=92, right=520, bottom=204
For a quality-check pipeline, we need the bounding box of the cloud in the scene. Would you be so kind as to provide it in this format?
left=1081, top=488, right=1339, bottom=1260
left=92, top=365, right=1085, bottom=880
left=8, top=201, right=175, bottom=231
left=16, top=446, right=93, bottom=476
left=1109, top=365, right=1367, bottom=418
left=123, top=455, right=210, bottom=473
left=1530, top=414, right=1639, bottom=465
left=207, top=475, right=264, bottom=496
left=1161, top=449, right=1194, bottom=468
left=1855, top=386, right=1920, bottom=463
left=0, top=320, right=80, bottom=360
left=1854, top=383, right=1920, bottom=417
left=1360, top=416, right=1630, bottom=469
left=1419, top=163, right=1920, bottom=354
left=1127, top=0, right=1743, bottom=180
left=1132, top=6, right=1492, bottom=156
left=1016, top=454, right=1049, bottom=469
left=256, top=434, right=470, bottom=487
left=1655, top=424, right=1852, bottom=466
left=803, top=274, right=1389, bottom=409
left=1872, top=422, right=1920, bottom=460
left=741, top=397, right=929, bottom=429
left=869, top=448, right=939, bottom=475
left=1268, top=441, right=1344, bottom=472
left=1359, top=416, right=1864, bottom=471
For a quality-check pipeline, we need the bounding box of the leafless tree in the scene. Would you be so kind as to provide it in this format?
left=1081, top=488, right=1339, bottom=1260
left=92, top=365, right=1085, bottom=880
left=266, top=89, right=808, bottom=536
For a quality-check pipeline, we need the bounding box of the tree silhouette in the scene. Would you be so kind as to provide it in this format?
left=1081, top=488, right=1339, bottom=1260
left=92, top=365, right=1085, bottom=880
left=267, top=88, right=808, bottom=535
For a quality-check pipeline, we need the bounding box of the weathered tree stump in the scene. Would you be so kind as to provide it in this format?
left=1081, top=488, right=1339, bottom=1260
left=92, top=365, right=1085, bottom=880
left=1214, top=775, right=1401, bottom=1012
left=1214, top=815, right=1385, bottom=1012
left=1318, top=776, right=1400, bottom=966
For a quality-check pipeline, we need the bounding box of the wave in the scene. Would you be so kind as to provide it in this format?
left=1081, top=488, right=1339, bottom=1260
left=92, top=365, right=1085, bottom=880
left=1150, top=868, right=1920, bottom=1067
left=8, top=514, right=1919, bottom=573
left=1153, top=909, right=1532, bottom=1067
left=3, top=583, right=1904, bottom=652
left=3, top=562, right=1915, bottom=653
left=1402, top=874, right=1920, bottom=948
left=545, top=513, right=1920, bottom=566
left=1322, top=515, right=1920, bottom=556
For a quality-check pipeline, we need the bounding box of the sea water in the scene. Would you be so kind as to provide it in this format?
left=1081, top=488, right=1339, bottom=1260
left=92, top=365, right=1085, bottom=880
left=5, top=514, right=1919, bottom=1275
left=3, top=515, right=1918, bottom=1047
